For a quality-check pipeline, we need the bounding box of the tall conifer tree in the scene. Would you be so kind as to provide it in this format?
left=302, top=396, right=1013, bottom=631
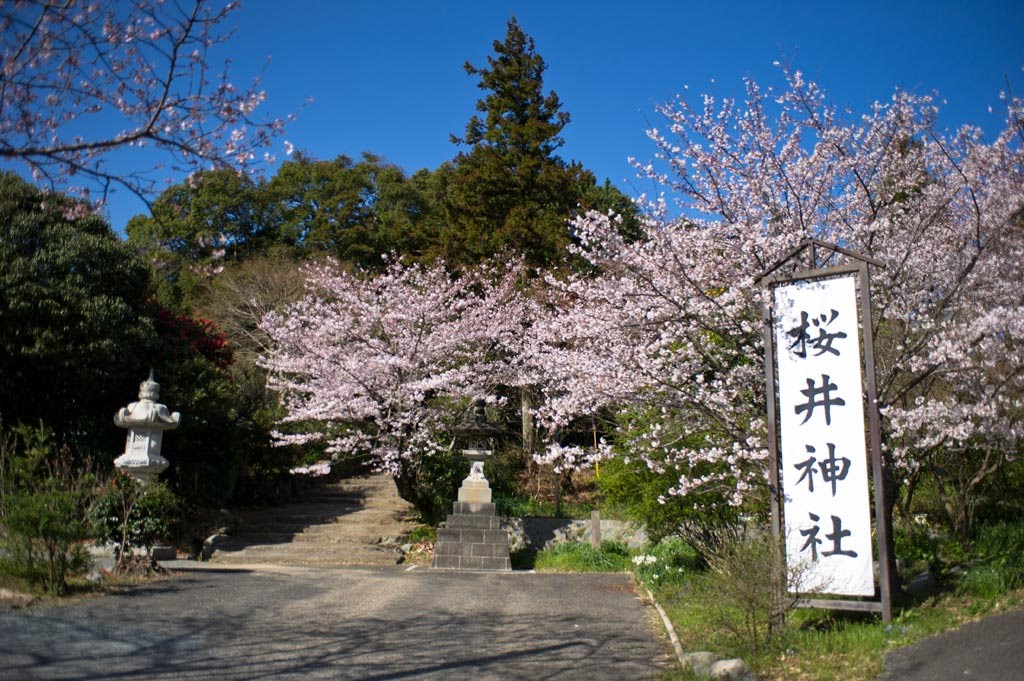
left=436, top=17, right=630, bottom=268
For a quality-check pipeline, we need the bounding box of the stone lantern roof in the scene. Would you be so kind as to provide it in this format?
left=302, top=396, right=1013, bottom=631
left=453, top=399, right=503, bottom=449
left=114, top=370, right=181, bottom=431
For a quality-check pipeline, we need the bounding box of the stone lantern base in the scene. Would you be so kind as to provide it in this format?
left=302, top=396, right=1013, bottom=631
left=432, top=502, right=511, bottom=571
left=113, top=451, right=169, bottom=485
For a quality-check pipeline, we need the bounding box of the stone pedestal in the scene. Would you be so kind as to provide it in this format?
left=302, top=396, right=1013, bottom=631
left=432, top=501, right=511, bottom=571
left=458, top=456, right=492, bottom=503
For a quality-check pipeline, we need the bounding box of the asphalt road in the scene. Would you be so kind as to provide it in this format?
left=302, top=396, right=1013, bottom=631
left=878, top=607, right=1024, bottom=681
left=0, top=563, right=673, bottom=681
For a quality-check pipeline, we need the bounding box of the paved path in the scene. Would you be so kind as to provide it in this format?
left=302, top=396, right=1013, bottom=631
left=0, top=564, right=673, bottom=680
left=210, top=475, right=419, bottom=567
left=877, top=607, right=1024, bottom=680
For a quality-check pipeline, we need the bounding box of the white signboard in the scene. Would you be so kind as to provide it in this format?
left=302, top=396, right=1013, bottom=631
left=774, top=275, right=874, bottom=596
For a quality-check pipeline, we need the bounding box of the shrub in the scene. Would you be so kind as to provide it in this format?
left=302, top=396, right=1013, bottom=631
left=631, top=537, right=704, bottom=590
left=693, top=534, right=808, bottom=657
left=956, top=520, right=1024, bottom=599
left=892, top=522, right=964, bottom=575
left=406, top=525, right=437, bottom=543
left=91, top=473, right=183, bottom=569
left=394, top=446, right=469, bottom=525
left=971, top=521, right=1024, bottom=580
left=595, top=405, right=756, bottom=560
left=0, top=173, right=155, bottom=462
left=0, top=422, right=95, bottom=594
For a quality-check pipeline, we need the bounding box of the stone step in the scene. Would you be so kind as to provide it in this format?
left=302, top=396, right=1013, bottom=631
left=209, top=473, right=419, bottom=567
left=210, top=546, right=401, bottom=566
left=237, top=511, right=410, bottom=526
left=232, top=520, right=411, bottom=535
left=214, top=539, right=397, bottom=553
left=225, top=531, right=394, bottom=545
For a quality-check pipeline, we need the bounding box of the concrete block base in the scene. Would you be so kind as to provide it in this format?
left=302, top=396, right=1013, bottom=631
left=432, top=502, right=511, bottom=571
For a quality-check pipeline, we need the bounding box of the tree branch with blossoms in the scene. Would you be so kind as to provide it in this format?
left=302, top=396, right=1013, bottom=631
left=534, top=67, right=1024, bottom=547
left=0, top=0, right=293, bottom=207
left=259, top=257, right=527, bottom=512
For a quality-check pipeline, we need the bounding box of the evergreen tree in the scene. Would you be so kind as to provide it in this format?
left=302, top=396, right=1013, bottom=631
left=436, top=17, right=634, bottom=268
left=0, top=173, right=155, bottom=456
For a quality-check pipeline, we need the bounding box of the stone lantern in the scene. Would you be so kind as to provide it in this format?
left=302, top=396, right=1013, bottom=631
left=453, top=399, right=503, bottom=505
left=113, top=371, right=181, bottom=485
left=432, top=399, right=511, bottom=571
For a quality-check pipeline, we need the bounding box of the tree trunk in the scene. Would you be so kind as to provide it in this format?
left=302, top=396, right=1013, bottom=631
left=520, top=386, right=535, bottom=460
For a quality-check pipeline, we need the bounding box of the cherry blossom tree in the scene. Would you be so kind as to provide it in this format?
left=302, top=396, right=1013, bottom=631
left=259, top=257, right=526, bottom=513
left=0, top=0, right=290, bottom=205
left=530, top=67, right=1024, bottom=544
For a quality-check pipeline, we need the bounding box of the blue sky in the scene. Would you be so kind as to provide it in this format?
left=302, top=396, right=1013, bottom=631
left=75, top=1, right=1024, bottom=231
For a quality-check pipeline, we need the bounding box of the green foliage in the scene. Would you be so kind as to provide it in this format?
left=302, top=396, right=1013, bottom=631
left=493, top=494, right=597, bottom=519
left=405, top=525, right=437, bottom=543
left=195, top=253, right=309, bottom=505
left=0, top=172, right=155, bottom=459
left=892, top=522, right=965, bottom=575
left=128, top=154, right=436, bottom=296
left=631, top=538, right=704, bottom=590
left=394, top=447, right=469, bottom=525
left=956, top=565, right=1012, bottom=601
left=91, top=474, right=183, bottom=564
left=597, top=413, right=750, bottom=558
left=125, top=169, right=272, bottom=309
left=972, top=521, right=1024, bottom=576
left=701, top=535, right=802, bottom=657
left=533, top=539, right=632, bottom=572
left=0, top=422, right=94, bottom=594
left=655, top=535, right=804, bottom=663
left=268, top=152, right=432, bottom=264
left=956, top=521, right=1024, bottom=599
left=484, top=443, right=531, bottom=515
left=145, top=306, right=244, bottom=506
left=435, top=17, right=638, bottom=268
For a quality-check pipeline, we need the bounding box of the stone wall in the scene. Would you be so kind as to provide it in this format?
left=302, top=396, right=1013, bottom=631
left=501, top=516, right=647, bottom=553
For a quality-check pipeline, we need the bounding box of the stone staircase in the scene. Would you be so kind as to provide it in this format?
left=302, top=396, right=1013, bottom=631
left=208, top=474, right=419, bottom=567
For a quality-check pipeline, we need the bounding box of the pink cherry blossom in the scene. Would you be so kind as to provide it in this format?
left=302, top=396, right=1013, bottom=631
left=0, top=1, right=293, bottom=207
left=260, top=258, right=526, bottom=477
left=527, top=66, right=1024, bottom=529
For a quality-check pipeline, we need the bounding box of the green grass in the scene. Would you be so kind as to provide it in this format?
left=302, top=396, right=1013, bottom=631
left=533, top=540, right=632, bottom=572
left=494, top=495, right=610, bottom=519
left=624, top=527, right=1024, bottom=681
left=526, top=524, right=1024, bottom=680
left=404, top=525, right=436, bottom=544
left=650, top=565, right=1024, bottom=680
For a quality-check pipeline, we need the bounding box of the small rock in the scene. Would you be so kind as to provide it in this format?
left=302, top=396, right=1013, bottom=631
left=907, top=571, right=940, bottom=598
left=151, top=545, right=176, bottom=561
left=201, top=533, right=230, bottom=560
left=685, top=651, right=721, bottom=678
left=710, top=658, right=752, bottom=680
left=400, top=543, right=413, bottom=554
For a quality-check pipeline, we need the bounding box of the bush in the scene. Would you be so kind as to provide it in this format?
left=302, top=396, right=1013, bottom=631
left=683, top=534, right=808, bottom=657
left=0, top=173, right=155, bottom=462
left=0, top=422, right=95, bottom=594
left=971, top=521, right=1024, bottom=580
left=892, top=522, right=965, bottom=576
left=406, top=525, right=437, bottom=543
left=597, top=452, right=747, bottom=558
left=631, top=537, right=704, bottom=590
left=956, top=520, right=1024, bottom=599
left=91, top=473, right=183, bottom=568
left=394, top=446, right=469, bottom=525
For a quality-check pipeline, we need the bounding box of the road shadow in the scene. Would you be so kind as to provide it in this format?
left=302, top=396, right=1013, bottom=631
left=0, top=568, right=670, bottom=680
